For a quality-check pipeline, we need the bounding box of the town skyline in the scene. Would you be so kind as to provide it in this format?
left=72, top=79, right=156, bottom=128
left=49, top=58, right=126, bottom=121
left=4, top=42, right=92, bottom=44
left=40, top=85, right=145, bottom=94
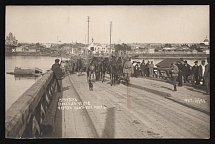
left=6, top=6, right=209, bottom=44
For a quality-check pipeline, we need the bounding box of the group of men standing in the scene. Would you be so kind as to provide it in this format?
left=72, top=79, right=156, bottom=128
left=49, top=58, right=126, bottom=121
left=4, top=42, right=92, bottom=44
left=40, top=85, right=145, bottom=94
left=171, top=57, right=210, bottom=94
left=132, top=60, right=154, bottom=78
left=176, top=58, right=208, bottom=86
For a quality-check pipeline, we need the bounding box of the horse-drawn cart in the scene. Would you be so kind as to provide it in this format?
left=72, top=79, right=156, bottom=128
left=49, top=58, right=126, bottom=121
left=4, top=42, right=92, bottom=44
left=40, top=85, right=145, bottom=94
left=155, top=58, right=180, bottom=80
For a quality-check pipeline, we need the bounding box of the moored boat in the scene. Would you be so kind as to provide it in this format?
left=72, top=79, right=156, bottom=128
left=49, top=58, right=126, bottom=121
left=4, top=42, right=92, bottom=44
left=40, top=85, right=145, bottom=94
left=13, top=67, right=43, bottom=75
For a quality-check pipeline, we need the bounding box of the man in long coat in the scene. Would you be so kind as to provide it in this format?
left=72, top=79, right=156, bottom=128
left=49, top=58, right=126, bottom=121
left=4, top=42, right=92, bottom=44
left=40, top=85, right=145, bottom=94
left=192, top=61, right=199, bottom=85
left=204, top=57, right=210, bottom=95
left=183, top=60, right=191, bottom=83
left=52, top=59, right=64, bottom=92
left=177, top=60, right=184, bottom=86
left=140, top=60, right=145, bottom=76
left=198, top=60, right=206, bottom=85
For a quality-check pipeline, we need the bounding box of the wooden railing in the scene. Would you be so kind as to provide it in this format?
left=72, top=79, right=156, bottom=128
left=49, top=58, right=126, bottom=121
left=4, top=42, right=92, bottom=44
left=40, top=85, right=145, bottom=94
left=5, top=71, right=57, bottom=138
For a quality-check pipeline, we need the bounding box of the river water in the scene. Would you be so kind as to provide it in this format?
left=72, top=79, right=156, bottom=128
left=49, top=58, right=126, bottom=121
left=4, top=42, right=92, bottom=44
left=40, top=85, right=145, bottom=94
left=5, top=56, right=69, bottom=111
left=5, top=56, right=207, bottom=111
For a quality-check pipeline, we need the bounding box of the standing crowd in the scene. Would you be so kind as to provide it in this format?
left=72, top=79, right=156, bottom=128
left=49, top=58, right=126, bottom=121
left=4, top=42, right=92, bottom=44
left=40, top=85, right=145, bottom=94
left=171, top=57, right=210, bottom=94
left=132, top=60, right=155, bottom=78
left=128, top=57, right=210, bottom=94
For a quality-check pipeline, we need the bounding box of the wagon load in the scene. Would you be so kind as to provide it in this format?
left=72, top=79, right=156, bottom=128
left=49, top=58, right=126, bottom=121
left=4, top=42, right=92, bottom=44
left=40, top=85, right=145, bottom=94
left=155, top=58, right=180, bottom=79
left=155, top=58, right=180, bottom=71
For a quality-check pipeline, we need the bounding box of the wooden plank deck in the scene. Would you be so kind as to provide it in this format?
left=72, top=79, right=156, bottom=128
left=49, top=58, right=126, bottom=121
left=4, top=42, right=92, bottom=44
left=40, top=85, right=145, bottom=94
left=55, top=72, right=210, bottom=138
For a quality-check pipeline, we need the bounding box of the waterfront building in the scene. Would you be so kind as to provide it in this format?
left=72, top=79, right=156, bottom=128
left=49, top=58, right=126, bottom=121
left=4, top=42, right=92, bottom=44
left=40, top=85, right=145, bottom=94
left=87, top=38, right=108, bottom=55
left=43, top=43, right=52, bottom=48
left=147, top=48, right=155, bottom=54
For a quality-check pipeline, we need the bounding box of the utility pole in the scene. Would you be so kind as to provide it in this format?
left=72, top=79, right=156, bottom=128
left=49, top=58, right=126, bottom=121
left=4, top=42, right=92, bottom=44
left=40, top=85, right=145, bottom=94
left=57, top=35, right=58, bottom=52
left=87, top=16, right=90, bottom=47
left=110, top=21, right=112, bottom=53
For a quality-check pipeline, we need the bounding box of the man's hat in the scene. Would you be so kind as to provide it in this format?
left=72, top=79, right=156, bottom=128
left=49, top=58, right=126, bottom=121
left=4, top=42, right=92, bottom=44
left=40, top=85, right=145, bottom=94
left=55, top=59, right=60, bottom=62
left=194, top=61, right=198, bottom=63
left=201, top=60, right=205, bottom=62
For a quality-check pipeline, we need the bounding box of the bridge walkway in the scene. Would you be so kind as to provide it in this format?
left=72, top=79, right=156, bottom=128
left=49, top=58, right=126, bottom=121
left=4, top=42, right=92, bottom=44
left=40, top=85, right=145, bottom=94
left=54, top=72, right=209, bottom=138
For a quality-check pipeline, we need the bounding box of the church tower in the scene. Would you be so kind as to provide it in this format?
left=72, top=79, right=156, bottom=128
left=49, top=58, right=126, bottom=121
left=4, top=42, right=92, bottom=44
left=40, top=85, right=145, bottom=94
left=203, top=35, right=209, bottom=45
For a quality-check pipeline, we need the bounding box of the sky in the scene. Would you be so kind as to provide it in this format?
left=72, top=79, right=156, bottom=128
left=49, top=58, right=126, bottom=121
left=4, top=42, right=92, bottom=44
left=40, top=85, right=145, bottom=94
left=6, top=5, right=209, bottom=44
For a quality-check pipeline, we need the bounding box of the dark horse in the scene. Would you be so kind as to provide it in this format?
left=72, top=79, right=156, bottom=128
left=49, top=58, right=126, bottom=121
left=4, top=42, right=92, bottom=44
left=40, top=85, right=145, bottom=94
left=108, top=56, right=117, bottom=86
left=76, top=58, right=82, bottom=76
left=94, top=60, right=100, bottom=81
left=115, top=56, right=123, bottom=84
left=99, top=57, right=109, bottom=82
left=86, top=57, right=96, bottom=82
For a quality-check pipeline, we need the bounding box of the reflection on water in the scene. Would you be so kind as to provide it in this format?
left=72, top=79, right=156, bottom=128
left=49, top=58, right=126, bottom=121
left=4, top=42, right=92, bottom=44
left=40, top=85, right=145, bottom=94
left=5, top=56, right=64, bottom=111
left=14, top=74, right=42, bottom=81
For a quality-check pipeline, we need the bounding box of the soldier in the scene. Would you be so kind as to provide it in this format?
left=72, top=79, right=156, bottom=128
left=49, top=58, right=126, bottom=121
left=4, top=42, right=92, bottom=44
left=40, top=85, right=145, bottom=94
left=171, top=61, right=179, bottom=91
left=123, top=56, right=134, bottom=85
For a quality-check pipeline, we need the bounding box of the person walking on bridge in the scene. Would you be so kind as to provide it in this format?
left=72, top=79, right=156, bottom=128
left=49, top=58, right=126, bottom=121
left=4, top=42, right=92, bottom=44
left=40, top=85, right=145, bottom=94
left=52, top=59, right=64, bottom=92
left=123, top=56, right=134, bottom=85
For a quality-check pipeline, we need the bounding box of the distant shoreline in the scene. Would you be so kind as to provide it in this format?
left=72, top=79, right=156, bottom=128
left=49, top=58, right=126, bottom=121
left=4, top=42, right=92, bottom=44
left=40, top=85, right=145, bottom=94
left=5, top=52, right=208, bottom=59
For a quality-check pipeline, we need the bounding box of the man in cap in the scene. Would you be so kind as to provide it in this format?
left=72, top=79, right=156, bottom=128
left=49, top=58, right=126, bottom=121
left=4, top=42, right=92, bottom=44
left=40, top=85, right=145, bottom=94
left=198, top=60, right=206, bottom=86
left=183, top=60, right=191, bottom=83
left=191, top=61, right=199, bottom=85
left=52, top=59, right=64, bottom=92
left=204, top=57, right=210, bottom=95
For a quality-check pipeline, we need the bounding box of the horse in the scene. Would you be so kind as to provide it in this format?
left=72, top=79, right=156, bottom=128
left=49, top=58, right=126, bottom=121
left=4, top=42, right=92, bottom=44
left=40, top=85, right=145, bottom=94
left=99, top=57, right=109, bottom=82
left=76, top=58, right=82, bottom=76
left=86, top=57, right=96, bottom=82
left=108, top=56, right=117, bottom=86
left=115, top=56, right=123, bottom=83
left=94, top=60, right=101, bottom=81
